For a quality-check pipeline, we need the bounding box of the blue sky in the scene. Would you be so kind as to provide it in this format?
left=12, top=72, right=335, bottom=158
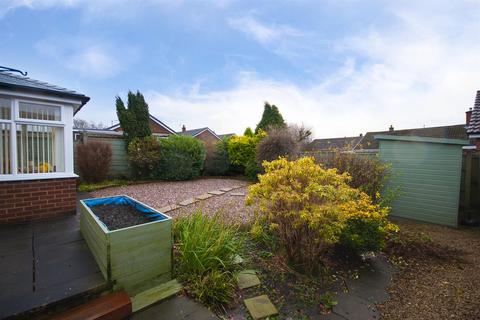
left=1, top=1, right=479, bottom=137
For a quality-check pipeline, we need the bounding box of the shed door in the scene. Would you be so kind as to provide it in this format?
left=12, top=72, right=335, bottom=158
left=380, top=140, right=462, bottom=227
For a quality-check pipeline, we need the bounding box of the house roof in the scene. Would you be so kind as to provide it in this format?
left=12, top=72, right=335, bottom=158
left=218, top=133, right=236, bottom=139
left=356, top=124, right=468, bottom=150
left=107, top=114, right=176, bottom=134
left=307, top=135, right=364, bottom=151
left=178, top=127, right=221, bottom=140
left=467, top=90, right=480, bottom=135
left=0, top=72, right=90, bottom=114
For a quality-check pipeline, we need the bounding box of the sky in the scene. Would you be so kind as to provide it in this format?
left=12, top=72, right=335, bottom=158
left=1, top=0, right=479, bottom=138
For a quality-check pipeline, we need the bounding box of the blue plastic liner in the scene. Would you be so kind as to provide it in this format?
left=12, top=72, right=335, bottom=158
left=84, top=196, right=167, bottom=225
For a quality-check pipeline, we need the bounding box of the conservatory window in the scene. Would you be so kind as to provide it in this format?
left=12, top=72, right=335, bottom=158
left=16, top=124, right=64, bottom=173
left=0, top=97, right=67, bottom=177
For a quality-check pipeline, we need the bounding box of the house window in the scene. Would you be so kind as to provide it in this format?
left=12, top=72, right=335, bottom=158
left=0, top=97, right=68, bottom=178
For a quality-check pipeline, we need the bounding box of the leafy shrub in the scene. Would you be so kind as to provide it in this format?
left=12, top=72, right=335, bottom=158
left=204, top=138, right=230, bottom=176
left=256, top=126, right=300, bottom=164
left=340, top=216, right=393, bottom=253
left=246, top=157, right=395, bottom=273
left=128, top=136, right=161, bottom=179
left=314, top=151, right=390, bottom=204
left=227, top=131, right=265, bottom=180
left=76, top=141, right=112, bottom=183
left=158, top=135, right=205, bottom=180
left=174, top=211, right=241, bottom=308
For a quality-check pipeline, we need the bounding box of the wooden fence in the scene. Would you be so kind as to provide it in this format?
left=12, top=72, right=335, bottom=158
left=460, top=150, right=480, bottom=217
left=73, top=131, right=131, bottom=179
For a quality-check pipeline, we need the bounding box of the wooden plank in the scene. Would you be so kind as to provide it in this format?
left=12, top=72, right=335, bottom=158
left=80, top=207, right=109, bottom=279
left=51, top=290, right=131, bottom=320
left=131, top=279, right=182, bottom=313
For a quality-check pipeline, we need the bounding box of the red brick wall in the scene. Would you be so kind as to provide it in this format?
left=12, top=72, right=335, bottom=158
left=0, top=178, right=77, bottom=224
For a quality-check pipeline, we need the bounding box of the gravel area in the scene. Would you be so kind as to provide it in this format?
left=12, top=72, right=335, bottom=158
left=90, top=204, right=152, bottom=231
left=90, top=178, right=247, bottom=211
left=378, top=219, right=480, bottom=320
left=170, top=186, right=255, bottom=225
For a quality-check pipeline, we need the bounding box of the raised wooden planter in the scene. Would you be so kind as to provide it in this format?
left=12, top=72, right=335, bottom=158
left=80, top=195, right=172, bottom=293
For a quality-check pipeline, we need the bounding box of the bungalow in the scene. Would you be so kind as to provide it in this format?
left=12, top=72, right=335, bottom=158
left=308, top=124, right=469, bottom=153
left=0, top=71, right=89, bottom=223
left=107, top=113, right=176, bottom=137
left=178, top=125, right=221, bottom=145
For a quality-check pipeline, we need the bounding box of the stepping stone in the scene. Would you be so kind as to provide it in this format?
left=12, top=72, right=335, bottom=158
left=230, top=192, right=245, bottom=196
left=231, top=185, right=243, bottom=189
left=179, top=198, right=198, bottom=206
left=208, top=190, right=225, bottom=195
left=233, top=254, right=244, bottom=265
left=196, top=193, right=213, bottom=200
left=332, top=292, right=378, bottom=320
left=237, top=270, right=260, bottom=289
left=244, top=295, right=278, bottom=320
left=219, top=187, right=233, bottom=192
left=159, top=204, right=181, bottom=212
left=131, top=279, right=183, bottom=312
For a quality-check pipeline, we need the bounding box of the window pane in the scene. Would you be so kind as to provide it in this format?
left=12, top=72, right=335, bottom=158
left=0, top=97, right=11, bottom=120
left=16, top=124, right=64, bottom=173
left=19, top=102, right=61, bottom=121
left=0, top=123, right=11, bottom=174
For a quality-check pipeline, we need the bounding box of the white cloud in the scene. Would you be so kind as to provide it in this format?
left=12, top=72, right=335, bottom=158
left=36, top=36, right=138, bottom=78
left=228, top=15, right=303, bottom=45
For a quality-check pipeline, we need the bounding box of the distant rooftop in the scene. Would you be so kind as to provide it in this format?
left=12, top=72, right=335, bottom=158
left=467, top=90, right=480, bottom=135
left=0, top=72, right=90, bottom=112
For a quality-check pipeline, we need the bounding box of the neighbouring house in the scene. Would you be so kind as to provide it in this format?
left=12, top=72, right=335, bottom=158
left=218, top=133, right=236, bottom=140
left=178, top=125, right=221, bottom=145
left=0, top=72, right=89, bottom=223
left=107, top=113, right=176, bottom=137
left=308, top=124, right=469, bottom=153
left=466, top=90, right=480, bottom=149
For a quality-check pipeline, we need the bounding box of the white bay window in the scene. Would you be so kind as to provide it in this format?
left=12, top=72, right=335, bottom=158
left=0, top=95, right=74, bottom=180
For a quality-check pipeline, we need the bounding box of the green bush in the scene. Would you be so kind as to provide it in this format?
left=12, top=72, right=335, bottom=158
left=128, top=136, right=161, bottom=179
left=227, top=131, right=264, bottom=180
left=204, top=138, right=230, bottom=176
left=174, top=211, right=241, bottom=308
left=340, top=217, right=389, bottom=253
left=158, top=135, right=205, bottom=180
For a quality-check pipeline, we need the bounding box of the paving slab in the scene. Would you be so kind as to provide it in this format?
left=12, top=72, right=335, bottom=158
left=237, top=270, right=261, bottom=290
left=196, top=193, right=213, bottom=200
left=158, top=204, right=180, bottom=213
left=179, top=198, right=198, bottom=206
left=132, top=295, right=218, bottom=320
left=219, top=187, right=233, bottom=192
left=208, top=190, right=225, bottom=195
left=233, top=254, right=244, bottom=265
left=244, top=295, right=278, bottom=320
left=231, top=185, right=243, bottom=189
left=332, top=293, right=378, bottom=320
left=230, top=192, right=245, bottom=196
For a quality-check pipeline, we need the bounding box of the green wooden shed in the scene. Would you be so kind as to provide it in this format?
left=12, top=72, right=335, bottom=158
left=376, top=135, right=469, bottom=227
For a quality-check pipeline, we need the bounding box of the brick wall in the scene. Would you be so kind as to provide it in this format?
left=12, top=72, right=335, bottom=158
left=0, top=178, right=77, bottom=224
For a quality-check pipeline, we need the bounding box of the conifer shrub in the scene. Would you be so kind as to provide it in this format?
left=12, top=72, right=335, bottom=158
left=76, top=141, right=112, bottom=183
left=246, top=157, right=396, bottom=273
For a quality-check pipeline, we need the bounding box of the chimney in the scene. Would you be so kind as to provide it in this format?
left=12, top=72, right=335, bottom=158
left=182, top=125, right=186, bottom=132
left=466, top=108, right=472, bottom=125
left=389, top=125, right=394, bottom=132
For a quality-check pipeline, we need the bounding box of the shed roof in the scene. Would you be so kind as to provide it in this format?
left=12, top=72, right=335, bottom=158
left=467, top=90, right=480, bottom=134
left=374, top=134, right=469, bottom=145
left=0, top=72, right=90, bottom=113
left=356, top=124, right=468, bottom=150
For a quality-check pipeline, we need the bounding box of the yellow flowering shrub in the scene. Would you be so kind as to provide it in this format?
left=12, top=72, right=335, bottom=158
left=246, top=157, right=396, bottom=273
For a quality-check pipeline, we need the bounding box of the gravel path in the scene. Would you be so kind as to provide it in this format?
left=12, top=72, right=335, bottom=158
left=378, top=220, right=480, bottom=320
left=169, top=186, right=255, bottom=225
left=90, top=178, right=248, bottom=213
